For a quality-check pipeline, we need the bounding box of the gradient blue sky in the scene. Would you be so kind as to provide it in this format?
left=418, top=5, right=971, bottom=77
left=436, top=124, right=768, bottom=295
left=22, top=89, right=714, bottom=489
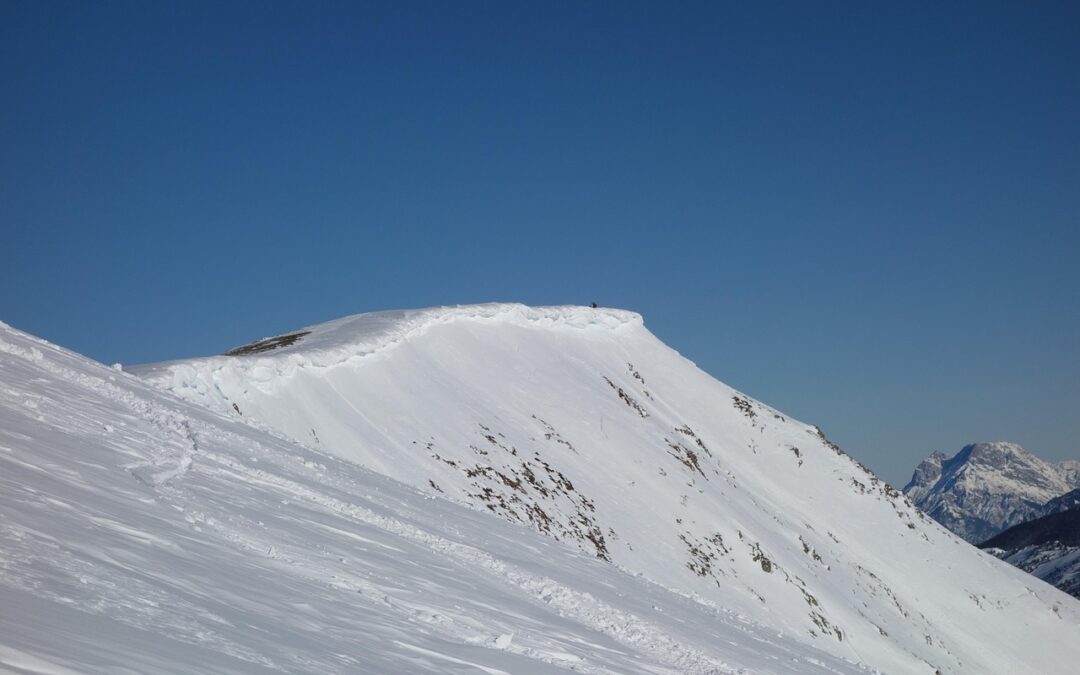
left=3, top=1, right=1078, bottom=484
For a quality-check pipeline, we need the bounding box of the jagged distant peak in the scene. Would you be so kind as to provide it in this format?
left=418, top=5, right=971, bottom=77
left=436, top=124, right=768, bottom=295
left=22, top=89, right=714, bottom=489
left=904, top=442, right=1080, bottom=544
left=903, top=450, right=949, bottom=502
left=951, top=441, right=1038, bottom=466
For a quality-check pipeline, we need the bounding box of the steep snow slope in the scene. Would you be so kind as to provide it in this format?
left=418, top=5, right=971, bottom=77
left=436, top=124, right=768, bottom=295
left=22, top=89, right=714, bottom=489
left=0, top=320, right=872, bottom=675
left=903, top=443, right=1079, bottom=543
left=136, top=304, right=1080, bottom=675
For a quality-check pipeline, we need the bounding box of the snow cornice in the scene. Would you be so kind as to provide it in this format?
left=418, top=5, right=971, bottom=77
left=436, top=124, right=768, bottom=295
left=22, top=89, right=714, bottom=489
left=133, top=303, right=646, bottom=384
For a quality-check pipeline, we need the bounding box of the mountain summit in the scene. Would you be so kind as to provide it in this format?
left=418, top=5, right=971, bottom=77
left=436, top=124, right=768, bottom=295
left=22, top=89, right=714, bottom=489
left=3, top=306, right=1079, bottom=673
left=903, top=442, right=1080, bottom=543
left=120, top=303, right=1080, bottom=674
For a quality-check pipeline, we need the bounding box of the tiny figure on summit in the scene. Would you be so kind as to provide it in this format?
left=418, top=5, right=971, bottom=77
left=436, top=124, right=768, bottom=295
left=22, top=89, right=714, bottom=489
left=590, top=302, right=598, bottom=308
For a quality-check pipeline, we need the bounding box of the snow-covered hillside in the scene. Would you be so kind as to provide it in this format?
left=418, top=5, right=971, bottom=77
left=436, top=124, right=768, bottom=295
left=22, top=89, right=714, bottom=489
left=2, top=318, right=871, bottom=674
left=903, top=443, right=1080, bottom=543
left=129, top=303, right=1080, bottom=674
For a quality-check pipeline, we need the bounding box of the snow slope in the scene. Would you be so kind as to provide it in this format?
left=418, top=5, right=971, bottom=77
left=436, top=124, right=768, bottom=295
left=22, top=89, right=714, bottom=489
left=133, top=303, right=1080, bottom=675
left=0, top=319, right=873, bottom=675
left=903, top=443, right=1080, bottom=543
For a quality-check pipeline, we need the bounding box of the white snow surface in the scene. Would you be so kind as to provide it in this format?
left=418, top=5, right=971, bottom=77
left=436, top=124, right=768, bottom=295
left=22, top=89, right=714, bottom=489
left=2, top=317, right=861, bottom=675
left=3, top=303, right=1078, bottom=673
left=129, top=303, right=1080, bottom=674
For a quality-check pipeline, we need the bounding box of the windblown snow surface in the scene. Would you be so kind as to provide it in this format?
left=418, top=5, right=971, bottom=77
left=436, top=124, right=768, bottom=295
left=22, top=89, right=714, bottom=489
left=2, top=317, right=853, bottom=675
left=3, top=305, right=1078, bottom=674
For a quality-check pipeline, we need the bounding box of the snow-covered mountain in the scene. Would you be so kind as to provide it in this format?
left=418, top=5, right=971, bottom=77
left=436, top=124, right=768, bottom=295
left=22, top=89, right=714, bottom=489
left=902, top=442, right=1080, bottom=544
left=1, top=316, right=862, bottom=674
left=127, top=303, right=1080, bottom=674
left=4, top=305, right=1080, bottom=674
left=905, top=446, right=1080, bottom=598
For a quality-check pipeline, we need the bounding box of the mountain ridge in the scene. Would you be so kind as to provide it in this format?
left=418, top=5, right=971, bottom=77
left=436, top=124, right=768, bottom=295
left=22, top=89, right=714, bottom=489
left=2, top=316, right=871, bottom=674
left=124, top=303, right=1080, bottom=674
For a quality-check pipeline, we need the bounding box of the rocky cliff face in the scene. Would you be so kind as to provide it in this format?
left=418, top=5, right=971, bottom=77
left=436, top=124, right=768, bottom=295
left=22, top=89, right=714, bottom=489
left=903, top=451, right=948, bottom=503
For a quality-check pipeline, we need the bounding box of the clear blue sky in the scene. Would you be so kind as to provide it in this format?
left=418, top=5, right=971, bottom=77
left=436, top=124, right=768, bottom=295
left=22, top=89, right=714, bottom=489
left=3, top=1, right=1078, bottom=485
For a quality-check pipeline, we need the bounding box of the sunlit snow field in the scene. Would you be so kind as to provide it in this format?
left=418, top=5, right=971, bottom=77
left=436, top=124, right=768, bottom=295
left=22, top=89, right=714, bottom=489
left=3, top=305, right=1078, bottom=674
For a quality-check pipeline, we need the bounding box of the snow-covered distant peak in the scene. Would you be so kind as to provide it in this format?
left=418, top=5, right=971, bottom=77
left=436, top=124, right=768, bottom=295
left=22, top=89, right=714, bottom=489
left=953, top=441, right=1041, bottom=469
left=904, top=442, right=1080, bottom=543
left=903, top=451, right=948, bottom=502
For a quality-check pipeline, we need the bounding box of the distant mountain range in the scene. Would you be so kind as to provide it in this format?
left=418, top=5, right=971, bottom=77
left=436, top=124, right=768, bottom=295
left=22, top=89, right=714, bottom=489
left=904, top=443, right=1080, bottom=597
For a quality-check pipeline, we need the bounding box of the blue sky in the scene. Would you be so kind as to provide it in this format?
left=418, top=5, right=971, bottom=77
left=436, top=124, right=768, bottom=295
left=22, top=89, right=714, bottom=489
left=2, top=1, right=1078, bottom=484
